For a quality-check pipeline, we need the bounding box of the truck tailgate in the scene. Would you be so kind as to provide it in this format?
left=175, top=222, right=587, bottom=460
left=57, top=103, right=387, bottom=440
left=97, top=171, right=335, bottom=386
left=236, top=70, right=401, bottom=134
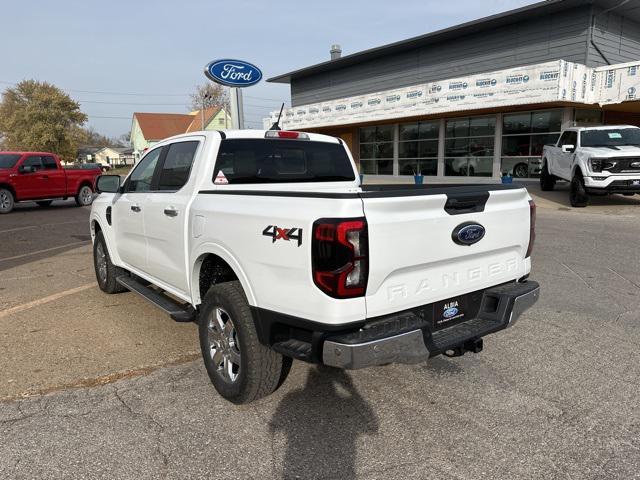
left=361, top=185, right=532, bottom=318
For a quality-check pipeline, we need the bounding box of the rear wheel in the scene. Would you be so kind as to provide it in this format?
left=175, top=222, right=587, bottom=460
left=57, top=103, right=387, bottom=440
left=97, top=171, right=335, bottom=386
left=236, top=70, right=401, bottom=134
left=570, top=171, right=589, bottom=207
left=540, top=163, right=556, bottom=191
left=0, top=188, right=15, bottom=214
left=199, top=281, right=289, bottom=404
left=75, top=185, right=94, bottom=207
left=36, top=200, right=53, bottom=208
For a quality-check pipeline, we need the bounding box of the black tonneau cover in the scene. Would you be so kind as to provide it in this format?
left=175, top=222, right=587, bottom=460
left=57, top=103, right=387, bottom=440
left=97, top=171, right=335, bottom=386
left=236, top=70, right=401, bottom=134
left=359, top=183, right=524, bottom=198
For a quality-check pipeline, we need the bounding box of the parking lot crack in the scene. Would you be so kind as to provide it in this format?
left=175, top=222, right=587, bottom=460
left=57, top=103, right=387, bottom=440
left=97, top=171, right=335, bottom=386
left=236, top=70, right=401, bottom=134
left=607, top=267, right=640, bottom=291
left=560, top=262, right=592, bottom=289
left=112, top=386, right=170, bottom=477
left=0, top=403, right=37, bottom=427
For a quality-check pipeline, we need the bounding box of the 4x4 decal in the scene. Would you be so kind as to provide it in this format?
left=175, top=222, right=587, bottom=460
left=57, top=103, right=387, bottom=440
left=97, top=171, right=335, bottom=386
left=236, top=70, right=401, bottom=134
left=262, top=225, right=303, bottom=247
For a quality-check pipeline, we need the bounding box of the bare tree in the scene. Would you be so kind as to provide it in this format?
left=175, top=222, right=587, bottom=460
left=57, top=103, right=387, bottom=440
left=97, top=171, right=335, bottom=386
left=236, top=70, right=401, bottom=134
left=189, top=83, right=230, bottom=112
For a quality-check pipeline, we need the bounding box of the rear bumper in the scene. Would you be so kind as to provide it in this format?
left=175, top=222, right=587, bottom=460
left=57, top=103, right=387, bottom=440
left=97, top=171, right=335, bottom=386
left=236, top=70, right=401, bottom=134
left=252, top=280, right=539, bottom=370
left=322, top=280, right=539, bottom=369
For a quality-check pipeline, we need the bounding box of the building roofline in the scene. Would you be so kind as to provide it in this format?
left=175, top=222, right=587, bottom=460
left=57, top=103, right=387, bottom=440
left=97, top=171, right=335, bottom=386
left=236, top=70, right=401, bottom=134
left=267, top=0, right=589, bottom=84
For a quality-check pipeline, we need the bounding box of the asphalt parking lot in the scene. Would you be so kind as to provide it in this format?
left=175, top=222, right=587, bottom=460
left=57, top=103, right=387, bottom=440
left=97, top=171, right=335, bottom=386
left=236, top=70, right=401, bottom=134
left=1, top=185, right=639, bottom=479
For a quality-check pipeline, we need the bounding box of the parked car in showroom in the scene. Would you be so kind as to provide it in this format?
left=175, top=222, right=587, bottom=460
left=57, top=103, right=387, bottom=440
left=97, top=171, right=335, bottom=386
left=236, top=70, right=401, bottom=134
left=91, top=129, right=539, bottom=404
left=0, top=152, right=101, bottom=213
left=541, top=125, right=640, bottom=206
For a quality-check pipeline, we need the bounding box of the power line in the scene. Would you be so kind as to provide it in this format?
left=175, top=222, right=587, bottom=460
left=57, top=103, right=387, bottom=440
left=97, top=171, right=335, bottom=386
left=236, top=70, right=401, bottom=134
left=87, top=115, right=132, bottom=120
left=0, top=80, right=191, bottom=97
left=1, top=79, right=288, bottom=102
left=80, top=100, right=185, bottom=106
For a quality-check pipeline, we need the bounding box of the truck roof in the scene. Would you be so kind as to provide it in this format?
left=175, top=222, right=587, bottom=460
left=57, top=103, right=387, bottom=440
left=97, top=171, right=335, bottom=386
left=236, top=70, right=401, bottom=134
left=160, top=129, right=342, bottom=144
left=0, top=151, right=57, bottom=155
left=565, top=125, right=639, bottom=132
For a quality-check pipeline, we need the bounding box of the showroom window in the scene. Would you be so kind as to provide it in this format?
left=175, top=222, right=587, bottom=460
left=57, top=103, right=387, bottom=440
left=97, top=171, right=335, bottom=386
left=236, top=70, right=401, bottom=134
left=501, top=109, right=562, bottom=178
left=398, top=120, right=439, bottom=176
left=574, top=108, right=603, bottom=125
left=359, top=125, right=393, bottom=175
left=444, top=116, right=495, bottom=177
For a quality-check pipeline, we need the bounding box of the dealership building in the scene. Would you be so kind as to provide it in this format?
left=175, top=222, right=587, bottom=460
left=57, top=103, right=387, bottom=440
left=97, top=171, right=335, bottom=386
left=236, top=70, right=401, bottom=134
left=266, top=0, right=640, bottom=180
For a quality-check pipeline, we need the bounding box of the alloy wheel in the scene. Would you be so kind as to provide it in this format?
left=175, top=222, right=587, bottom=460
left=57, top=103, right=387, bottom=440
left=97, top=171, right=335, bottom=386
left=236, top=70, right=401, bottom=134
left=96, top=242, right=108, bottom=284
left=207, top=307, right=241, bottom=383
left=0, top=191, right=10, bottom=211
left=80, top=186, right=93, bottom=205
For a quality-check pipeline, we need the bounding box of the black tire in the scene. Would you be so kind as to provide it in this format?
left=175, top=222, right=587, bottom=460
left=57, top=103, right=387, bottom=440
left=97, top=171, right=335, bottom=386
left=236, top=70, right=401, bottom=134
left=570, top=170, right=589, bottom=207
left=540, top=163, right=556, bottom=191
left=93, top=231, right=127, bottom=294
left=36, top=200, right=53, bottom=208
left=513, top=162, right=529, bottom=178
left=199, top=281, right=288, bottom=404
left=75, top=184, right=94, bottom=207
left=0, top=188, right=15, bottom=214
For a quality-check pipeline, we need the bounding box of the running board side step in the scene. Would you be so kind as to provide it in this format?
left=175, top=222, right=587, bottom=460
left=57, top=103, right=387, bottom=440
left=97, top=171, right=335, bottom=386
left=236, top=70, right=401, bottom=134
left=116, top=275, right=196, bottom=323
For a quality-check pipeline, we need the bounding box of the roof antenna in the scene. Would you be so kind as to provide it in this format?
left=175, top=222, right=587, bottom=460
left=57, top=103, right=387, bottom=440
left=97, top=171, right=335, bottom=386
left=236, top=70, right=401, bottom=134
left=270, top=103, right=285, bottom=130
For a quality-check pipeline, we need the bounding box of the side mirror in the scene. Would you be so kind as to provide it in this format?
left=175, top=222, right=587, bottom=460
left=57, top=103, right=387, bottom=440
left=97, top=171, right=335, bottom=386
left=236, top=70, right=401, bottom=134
left=561, top=144, right=576, bottom=154
left=96, top=175, right=121, bottom=194
left=18, top=165, right=35, bottom=174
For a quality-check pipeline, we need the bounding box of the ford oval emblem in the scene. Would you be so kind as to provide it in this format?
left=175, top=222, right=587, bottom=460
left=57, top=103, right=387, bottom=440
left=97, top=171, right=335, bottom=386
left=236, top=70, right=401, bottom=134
left=443, top=307, right=459, bottom=319
left=204, top=59, right=262, bottom=88
left=453, top=222, right=486, bottom=246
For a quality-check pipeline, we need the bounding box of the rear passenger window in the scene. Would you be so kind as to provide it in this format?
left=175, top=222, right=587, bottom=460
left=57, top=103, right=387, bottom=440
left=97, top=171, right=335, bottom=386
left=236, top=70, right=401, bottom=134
left=23, top=156, right=43, bottom=170
left=42, top=156, right=57, bottom=170
left=157, top=141, right=198, bottom=191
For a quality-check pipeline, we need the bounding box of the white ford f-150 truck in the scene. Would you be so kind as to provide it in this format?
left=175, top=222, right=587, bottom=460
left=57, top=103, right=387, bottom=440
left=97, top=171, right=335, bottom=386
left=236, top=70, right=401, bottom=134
left=91, top=129, right=539, bottom=404
left=541, top=125, right=640, bottom=207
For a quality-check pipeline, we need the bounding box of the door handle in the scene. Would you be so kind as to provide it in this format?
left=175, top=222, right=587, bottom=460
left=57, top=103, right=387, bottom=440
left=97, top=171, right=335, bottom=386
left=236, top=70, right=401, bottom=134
left=164, top=207, right=178, bottom=217
left=131, top=204, right=141, bottom=212
left=41, top=175, right=49, bottom=179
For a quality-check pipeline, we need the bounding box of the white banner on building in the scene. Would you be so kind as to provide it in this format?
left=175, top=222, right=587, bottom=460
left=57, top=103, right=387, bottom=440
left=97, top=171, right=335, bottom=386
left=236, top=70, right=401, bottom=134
left=265, top=59, right=640, bottom=130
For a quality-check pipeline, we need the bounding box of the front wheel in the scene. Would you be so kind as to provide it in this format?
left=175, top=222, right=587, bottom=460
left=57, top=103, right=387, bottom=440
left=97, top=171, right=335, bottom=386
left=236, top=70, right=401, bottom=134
left=93, top=231, right=127, bottom=293
left=75, top=185, right=94, bottom=207
left=540, top=163, right=556, bottom=191
left=0, top=188, right=15, bottom=214
left=513, top=162, right=529, bottom=178
left=199, top=281, right=289, bottom=404
left=570, top=171, right=589, bottom=207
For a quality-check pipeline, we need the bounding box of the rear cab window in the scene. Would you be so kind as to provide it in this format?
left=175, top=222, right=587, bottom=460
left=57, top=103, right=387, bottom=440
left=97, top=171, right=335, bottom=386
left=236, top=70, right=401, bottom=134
left=213, top=139, right=355, bottom=184
left=42, top=156, right=58, bottom=170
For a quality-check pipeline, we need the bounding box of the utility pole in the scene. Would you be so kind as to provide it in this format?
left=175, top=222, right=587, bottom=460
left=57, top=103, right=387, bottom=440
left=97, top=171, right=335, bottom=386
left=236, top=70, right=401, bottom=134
left=201, top=93, right=210, bottom=131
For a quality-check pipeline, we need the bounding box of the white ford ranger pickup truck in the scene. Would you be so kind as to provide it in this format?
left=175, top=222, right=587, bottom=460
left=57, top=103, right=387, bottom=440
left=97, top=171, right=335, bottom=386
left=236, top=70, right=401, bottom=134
left=541, top=125, right=640, bottom=207
left=91, top=129, right=539, bottom=404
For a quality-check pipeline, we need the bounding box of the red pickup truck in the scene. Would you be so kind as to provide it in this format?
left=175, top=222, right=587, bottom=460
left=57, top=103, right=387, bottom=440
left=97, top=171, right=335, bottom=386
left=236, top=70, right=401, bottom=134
left=0, top=152, right=101, bottom=214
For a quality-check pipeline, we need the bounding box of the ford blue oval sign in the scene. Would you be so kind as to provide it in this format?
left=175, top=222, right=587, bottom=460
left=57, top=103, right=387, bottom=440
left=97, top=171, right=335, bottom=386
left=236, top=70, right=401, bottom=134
left=452, top=223, right=486, bottom=246
left=204, top=59, right=262, bottom=88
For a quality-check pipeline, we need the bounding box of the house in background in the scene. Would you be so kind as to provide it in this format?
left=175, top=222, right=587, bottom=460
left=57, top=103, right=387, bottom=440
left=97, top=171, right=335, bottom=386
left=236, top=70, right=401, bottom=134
left=130, top=107, right=230, bottom=161
left=75, top=147, right=101, bottom=164
left=94, top=146, right=135, bottom=168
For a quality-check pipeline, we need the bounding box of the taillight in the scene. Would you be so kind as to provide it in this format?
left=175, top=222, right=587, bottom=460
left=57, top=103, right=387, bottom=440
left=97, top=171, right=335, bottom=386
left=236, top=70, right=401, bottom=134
left=312, top=218, right=368, bottom=298
left=264, top=130, right=309, bottom=140
left=526, top=200, right=536, bottom=258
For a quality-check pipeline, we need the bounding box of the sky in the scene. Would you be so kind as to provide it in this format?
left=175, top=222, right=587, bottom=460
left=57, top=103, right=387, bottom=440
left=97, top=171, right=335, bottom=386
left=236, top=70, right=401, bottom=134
left=0, top=0, right=535, bottom=137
